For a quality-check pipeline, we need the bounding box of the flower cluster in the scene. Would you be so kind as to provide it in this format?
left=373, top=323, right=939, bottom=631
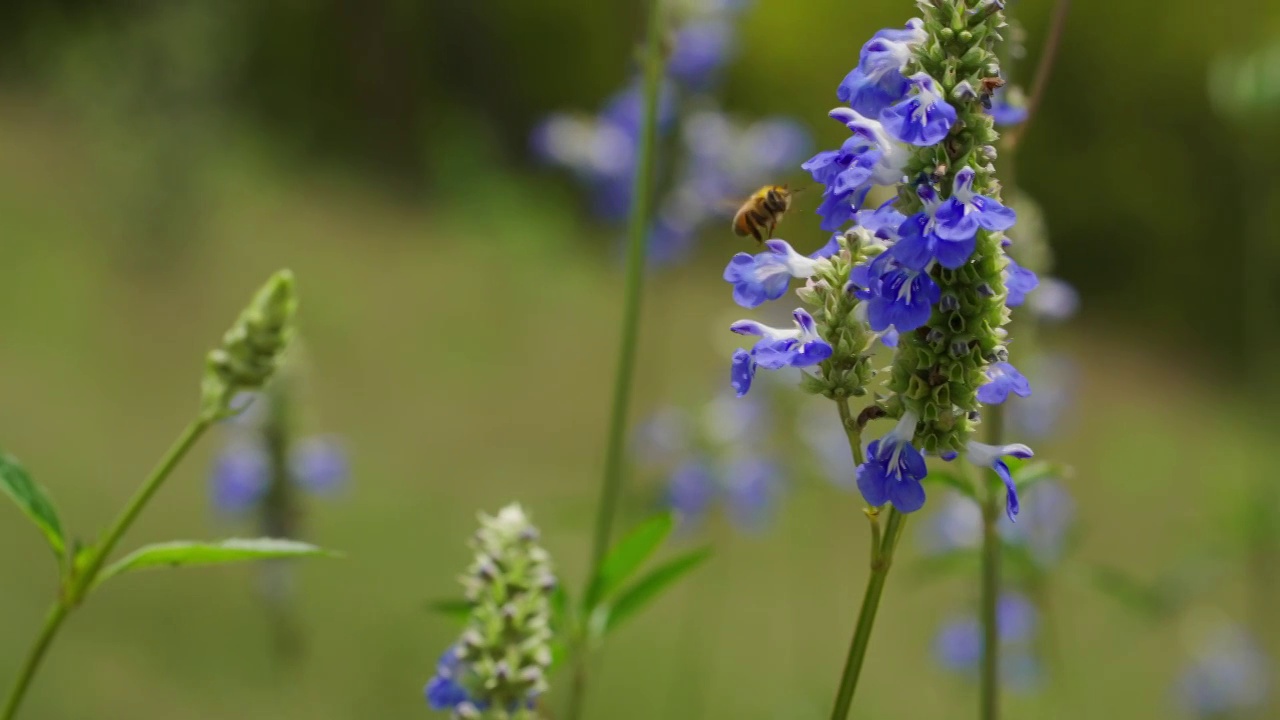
left=638, top=392, right=781, bottom=531
left=724, top=1, right=1039, bottom=516
left=426, top=505, right=556, bottom=719
left=934, top=592, right=1041, bottom=691
left=532, top=1, right=810, bottom=265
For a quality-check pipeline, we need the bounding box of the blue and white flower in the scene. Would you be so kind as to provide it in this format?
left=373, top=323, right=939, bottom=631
left=966, top=440, right=1034, bottom=521
left=805, top=108, right=911, bottom=230
left=880, top=73, right=958, bottom=147
left=424, top=646, right=474, bottom=712
left=894, top=182, right=977, bottom=270
left=976, top=361, right=1032, bottom=405
left=723, top=239, right=826, bottom=308
left=837, top=19, right=927, bottom=117
left=856, top=412, right=929, bottom=512
left=935, top=593, right=1041, bottom=691
left=933, top=167, right=1017, bottom=242
left=855, top=249, right=942, bottom=334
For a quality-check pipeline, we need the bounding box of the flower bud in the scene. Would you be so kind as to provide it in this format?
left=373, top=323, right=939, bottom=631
left=200, top=270, right=298, bottom=420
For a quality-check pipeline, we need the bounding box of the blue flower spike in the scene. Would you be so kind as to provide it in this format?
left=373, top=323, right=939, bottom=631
left=966, top=441, right=1035, bottom=521
left=723, top=239, right=825, bottom=308
left=880, top=73, right=958, bottom=147
left=857, top=412, right=929, bottom=512
left=976, top=361, right=1032, bottom=405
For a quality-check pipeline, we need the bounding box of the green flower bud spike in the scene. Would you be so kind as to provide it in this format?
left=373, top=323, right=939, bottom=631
left=201, top=270, right=298, bottom=421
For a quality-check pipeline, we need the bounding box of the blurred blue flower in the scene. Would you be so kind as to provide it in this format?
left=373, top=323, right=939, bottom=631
left=1028, top=276, right=1080, bottom=321
left=290, top=436, right=348, bottom=495
left=1178, top=626, right=1271, bottom=718
left=989, top=87, right=1029, bottom=126
left=667, top=459, right=718, bottom=524
left=935, top=593, right=1041, bottom=691
left=668, top=20, right=735, bottom=88
left=1008, top=355, right=1076, bottom=439
left=210, top=440, right=270, bottom=513
left=425, top=646, right=473, bottom=712
left=925, top=480, right=1076, bottom=567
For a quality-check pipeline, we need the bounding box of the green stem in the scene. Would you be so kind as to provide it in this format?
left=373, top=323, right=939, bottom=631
left=568, top=1, right=666, bottom=718
left=1, top=418, right=210, bottom=720
left=979, top=404, right=1005, bottom=720
left=828, top=509, right=907, bottom=720
left=835, top=397, right=866, bottom=466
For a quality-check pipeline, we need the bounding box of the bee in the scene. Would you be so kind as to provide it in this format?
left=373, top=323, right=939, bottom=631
left=732, top=185, right=794, bottom=243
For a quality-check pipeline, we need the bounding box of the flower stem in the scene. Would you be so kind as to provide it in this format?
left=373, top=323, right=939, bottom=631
left=568, top=0, right=666, bottom=718
left=979, top=403, right=1005, bottom=720
left=835, top=397, right=866, bottom=467
left=1005, top=0, right=1071, bottom=151
left=1, top=418, right=210, bottom=720
left=828, top=508, right=906, bottom=720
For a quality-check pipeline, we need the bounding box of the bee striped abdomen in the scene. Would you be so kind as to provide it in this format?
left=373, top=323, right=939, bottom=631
left=732, top=185, right=793, bottom=244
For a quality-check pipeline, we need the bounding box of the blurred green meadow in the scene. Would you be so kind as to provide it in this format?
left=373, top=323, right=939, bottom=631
left=1, top=0, right=1279, bottom=718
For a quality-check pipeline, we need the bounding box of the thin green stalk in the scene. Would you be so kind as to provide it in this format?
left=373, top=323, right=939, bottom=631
left=979, top=404, right=1005, bottom=720
left=568, top=1, right=666, bottom=718
left=827, top=397, right=907, bottom=720
left=1, top=418, right=210, bottom=720
left=829, top=509, right=907, bottom=720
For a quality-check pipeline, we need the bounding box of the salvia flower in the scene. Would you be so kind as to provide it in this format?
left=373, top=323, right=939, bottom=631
left=723, top=239, right=825, bottom=308
left=425, top=504, right=555, bottom=718
left=933, top=167, right=1017, bottom=243
left=966, top=441, right=1034, bottom=521
left=805, top=108, right=911, bottom=229
left=858, top=249, right=942, bottom=334
left=857, top=412, right=928, bottom=513
left=1004, top=258, right=1040, bottom=307
left=895, top=182, right=978, bottom=270
left=988, top=86, right=1029, bottom=126
left=879, top=73, right=957, bottom=147
left=976, top=361, right=1032, bottom=405
left=729, top=309, right=833, bottom=396
left=837, top=19, right=926, bottom=117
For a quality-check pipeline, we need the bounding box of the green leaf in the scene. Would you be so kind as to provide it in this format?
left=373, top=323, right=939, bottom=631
left=95, top=538, right=336, bottom=588
left=601, top=547, right=710, bottom=635
left=584, top=512, right=675, bottom=610
left=921, top=468, right=977, bottom=500
left=1013, top=460, right=1067, bottom=495
left=426, top=598, right=473, bottom=621
left=0, top=453, right=65, bottom=557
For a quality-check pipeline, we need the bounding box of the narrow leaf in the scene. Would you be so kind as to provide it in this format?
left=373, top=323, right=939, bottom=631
left=602, top=547, right=710, bottom=634
left=426, top=598, right=473, bottom=621
left=0, top=453, right=65, bottom=557
left=95, top=538, right=336, bottom=588
left=585, top=512, right=675, bottom=610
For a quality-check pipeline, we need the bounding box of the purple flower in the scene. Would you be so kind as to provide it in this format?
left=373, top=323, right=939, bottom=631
left=837, top=19, right=926, bottom=117
left=1009, top=355, right=1076, bottom=439
left=805, top=108, right=910, bottom=230
left=723, top=239, right=824, bottom=308
left=857, top=249, right=942, bottom=334
left=879, top=73, right=957, bottom=147
left=894, top=182, right=976, bottom=270
left=667, top=20, right=735, bottom=88
left=989, top=86, right=1029, bottom=126
left=1029, top=277, right=1079, bottom=321
left=1178, top=626, right=1271, bottom=717
left=723, top=457, right=781, bottom=530
left=933, top=167, right=1017, bottom=243
left=976, top=361, right=1032, bottom=405
left=289, top=437, right=349, bottom=494
left=729, top=309, right=834, bottom=392
left=935, top=593, right=1041, bottom=691
left=857, top=412, right=928, bottom=512
left=966, top=441, right=1034, bottom=521
left=425, top=646, right=473, bottom=711
left=854, top=199, right=907, bottom=241
left=667, top=460, right=718, bottom=525
left=1005, top=259, right=1040, bottom=307
left=210, top=441, right=269, bottom=513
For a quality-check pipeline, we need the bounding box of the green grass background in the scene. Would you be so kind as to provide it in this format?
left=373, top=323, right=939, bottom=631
left=0, top=93, right=1272, bottom=720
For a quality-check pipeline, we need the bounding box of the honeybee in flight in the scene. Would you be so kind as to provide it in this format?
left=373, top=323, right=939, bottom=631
left=732, top=184, right=794, bottom=243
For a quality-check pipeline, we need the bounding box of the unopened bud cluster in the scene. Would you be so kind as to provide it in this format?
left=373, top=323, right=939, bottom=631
left=200, top=270, right=298, bottom=420
left=426, top=504, right=555, bottom=719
